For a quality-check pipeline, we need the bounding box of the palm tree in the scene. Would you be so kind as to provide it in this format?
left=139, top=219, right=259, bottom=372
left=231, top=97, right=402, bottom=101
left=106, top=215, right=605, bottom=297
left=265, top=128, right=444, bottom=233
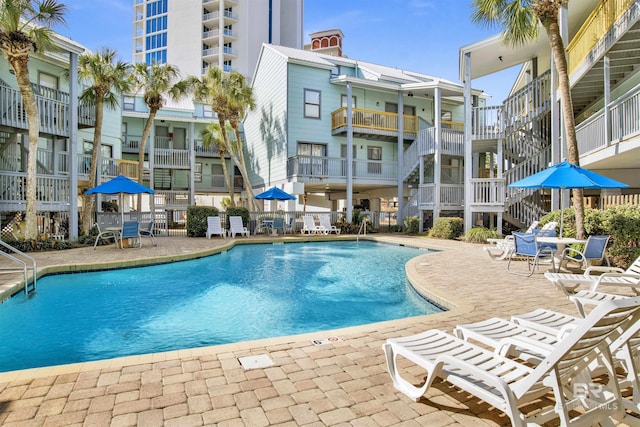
left=471, top=0, right=585, bottom=238
left=0, top=0, right=66, bottom=240
left=130, top=62, right=190, bottom=207
left=226, top=71, right=256, bottom=207
left=201, top=122, right=235, bottom=207
left=77, top=48, right=131, bottom=234
left=189, top=68, right=258, bottom=211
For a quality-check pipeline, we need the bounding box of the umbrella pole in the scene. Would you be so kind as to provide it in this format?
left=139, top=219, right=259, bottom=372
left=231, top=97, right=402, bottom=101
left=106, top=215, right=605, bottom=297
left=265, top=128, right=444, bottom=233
left=559, top=189, right=564, bottom=238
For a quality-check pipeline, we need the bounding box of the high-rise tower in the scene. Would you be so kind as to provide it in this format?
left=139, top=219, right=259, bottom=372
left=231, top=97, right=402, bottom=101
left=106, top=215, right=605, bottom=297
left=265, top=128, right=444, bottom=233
left=132, top=0, right=304, bottom=78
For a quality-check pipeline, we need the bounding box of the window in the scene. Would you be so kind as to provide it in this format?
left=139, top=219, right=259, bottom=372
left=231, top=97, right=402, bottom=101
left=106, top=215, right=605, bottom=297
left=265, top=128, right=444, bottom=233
left=367, top=146, right=382, bottom=174
left=203, top=105, right=213, bottom=118
left=297, top=142, right=326, bottom=176
left=441, top=110, right=453, bottom=128
left=385, top=103, right=415, bottom=116
left=38, top=72, right=58, bottom=90
left=340, top=144, right=356, bottom=176
left=304, top=89, right=321, bottom=119
left=195, top=163, right=202, bottom=183
left=123, top=96, right=135, bottom=111
left=340, top=94, right=356, bottom=109
left=223, top=60, right=232, bottom=72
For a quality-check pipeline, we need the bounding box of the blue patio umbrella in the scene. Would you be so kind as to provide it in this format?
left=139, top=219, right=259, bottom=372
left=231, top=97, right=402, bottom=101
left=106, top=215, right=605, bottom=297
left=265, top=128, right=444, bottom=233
left=254, top=186, right=297, bottom=201
left=509, top=161, right=628, bottom=237
left=86, top=175, right=155, bottom=224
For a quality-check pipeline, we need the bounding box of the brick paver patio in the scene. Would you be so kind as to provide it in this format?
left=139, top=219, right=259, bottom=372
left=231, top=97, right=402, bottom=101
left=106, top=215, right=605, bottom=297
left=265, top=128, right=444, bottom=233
left=0, top=234, right=622, bottom=426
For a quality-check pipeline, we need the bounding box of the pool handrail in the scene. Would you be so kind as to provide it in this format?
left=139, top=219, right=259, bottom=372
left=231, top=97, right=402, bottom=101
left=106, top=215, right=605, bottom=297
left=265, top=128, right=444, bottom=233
left=0, top=240, right=36, bottom=296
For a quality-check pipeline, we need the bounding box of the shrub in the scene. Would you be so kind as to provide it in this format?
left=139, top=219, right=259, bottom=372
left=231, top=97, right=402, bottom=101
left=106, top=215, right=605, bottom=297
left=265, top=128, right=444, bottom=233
left=541, top=205, right=640, bottom=269
left=186, top=206, right=220, bottom=237
left=428, top=217, right=464, bottom=239
left=464, top=227, right=501, bottom=244
left=225, top=206, right=250, bottom=227
left=389, top=224, right=404, bottom=233
left=1, top=239, right=75, bottom=252
left=403, top=216, right=420, bottom=234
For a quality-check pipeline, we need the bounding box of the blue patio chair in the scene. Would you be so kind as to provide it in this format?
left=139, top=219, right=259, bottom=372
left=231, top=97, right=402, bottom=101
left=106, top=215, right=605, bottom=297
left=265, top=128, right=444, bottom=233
left=507, top=231, right=556, bottom=276
left=120, top=221, right=142, bottom=249
left=140, top=221, right=157, bottom=246
left=272, top=218, right=285, bottom=235
left=561, top=235, right=610, bottom=271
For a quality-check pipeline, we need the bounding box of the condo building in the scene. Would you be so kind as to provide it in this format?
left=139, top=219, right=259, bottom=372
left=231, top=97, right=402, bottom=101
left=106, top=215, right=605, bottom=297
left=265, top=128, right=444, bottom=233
left=132, top=0, right=304, bottom=78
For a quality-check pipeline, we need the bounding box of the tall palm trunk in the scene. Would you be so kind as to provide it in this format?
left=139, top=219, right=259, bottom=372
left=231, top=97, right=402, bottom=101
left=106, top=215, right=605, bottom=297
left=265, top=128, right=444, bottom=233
left=81, top=97, right=104, bottom=234
left=218, top=146, right=235, bottom=207
left=10, top=56, right=40, bottom=240
left=229, top=120, right=257, bottom=211
left=219, top=116, right=256, bottom=211
left=547, top=21, right=585, bottom=238
left=137, top=109, right=158, bottom=209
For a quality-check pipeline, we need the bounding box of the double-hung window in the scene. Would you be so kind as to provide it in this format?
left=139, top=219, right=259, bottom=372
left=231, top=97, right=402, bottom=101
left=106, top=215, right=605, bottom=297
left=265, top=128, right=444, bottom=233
left=367, top=146, right=382, bottom=174
left=304, top=89, right=321, bottom=119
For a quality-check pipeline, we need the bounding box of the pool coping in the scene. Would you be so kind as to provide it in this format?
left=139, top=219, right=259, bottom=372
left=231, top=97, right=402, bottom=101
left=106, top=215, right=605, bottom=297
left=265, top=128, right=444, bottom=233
left=0, top=235, right=469, bottom=383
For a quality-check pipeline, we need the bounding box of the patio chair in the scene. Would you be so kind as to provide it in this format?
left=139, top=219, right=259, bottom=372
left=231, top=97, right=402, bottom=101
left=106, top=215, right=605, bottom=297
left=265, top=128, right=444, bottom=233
left=457, top=296, right=640, bottom=415
left=301, top=215, right=326, bottom=235
left=544, top=254, right=640, bottom=295
left=319, top=214, right=340, bottom=234
left=229, top=216, right=249, bottom=238
left=93, top=222, right=119, bottom=250
left=140, top=221, right=157, bottom=246
left=284, top=217, right=295, bottom=234
left=271, top=218, right=285, bottom=235
left=206, top=216, right=226, bottom=239
left=506, top=231, right=556, bottom=276
left=120, top=221, right=142, bottom=249
left=483, top=220, right=540, bottom=260
left=382, top=298, right=640, bottom=426
left=560, top=235, right=610, bottom=271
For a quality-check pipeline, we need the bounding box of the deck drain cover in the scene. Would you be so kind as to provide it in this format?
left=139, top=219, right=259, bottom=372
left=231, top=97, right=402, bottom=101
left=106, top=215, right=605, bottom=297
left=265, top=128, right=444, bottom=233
left=311, top=336, right=343, bottom=346
left=238, top=354, right=274, bottom=370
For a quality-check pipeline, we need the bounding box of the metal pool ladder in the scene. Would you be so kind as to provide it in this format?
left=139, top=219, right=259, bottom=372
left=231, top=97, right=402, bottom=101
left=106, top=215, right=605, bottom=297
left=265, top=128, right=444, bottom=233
left=356, top=218, right=369, bottom=242
left=0, top=240, right=37, bottom=296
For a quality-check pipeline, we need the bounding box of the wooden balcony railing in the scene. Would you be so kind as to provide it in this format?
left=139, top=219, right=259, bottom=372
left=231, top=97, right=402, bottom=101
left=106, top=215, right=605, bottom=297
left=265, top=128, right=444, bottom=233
left=567, top=0, right=634, bottom=74
left=331, top=107, right=418, bottom=137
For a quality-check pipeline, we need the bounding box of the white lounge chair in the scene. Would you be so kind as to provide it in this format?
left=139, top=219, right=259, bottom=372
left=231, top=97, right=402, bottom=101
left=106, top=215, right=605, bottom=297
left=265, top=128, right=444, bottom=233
left=457, top=296, right=640, bottom=415
left=301, top=215, right=326, bottom=235
left=318, top=214, right=340, bottom=234
left=544, top=254, right=640, bottom=295
left=383, top=298, right=640, bottom=426
left=206, top=216, right=226, bottom=239
left=228, top=216, right=249, bottom=238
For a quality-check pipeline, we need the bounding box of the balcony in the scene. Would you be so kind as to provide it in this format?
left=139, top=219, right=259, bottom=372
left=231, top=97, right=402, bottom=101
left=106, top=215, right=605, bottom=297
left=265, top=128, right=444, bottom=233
left=287, top=155, right=397, bottom=183
left=0, top=83, right=96, bottom=137
left=0, top=173, right=72, bottom=211
left=415, top=184, right=465, bottom=210
left=567, top=0, right=635, bottom=75
left=331, top=107, right=418, bottom=141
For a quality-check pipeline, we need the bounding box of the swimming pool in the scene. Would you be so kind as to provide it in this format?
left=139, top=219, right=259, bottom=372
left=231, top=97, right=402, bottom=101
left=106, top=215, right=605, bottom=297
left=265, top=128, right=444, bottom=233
left=0, top=241, right=441, bottom=372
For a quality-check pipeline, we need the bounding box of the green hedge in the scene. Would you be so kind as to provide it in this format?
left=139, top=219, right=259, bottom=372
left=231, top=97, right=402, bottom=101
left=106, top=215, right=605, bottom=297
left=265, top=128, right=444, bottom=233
left=403, top=216, right=420, bottom=234
left=225, top=207, right=250, bottom=227
left=464, top=227, right=501, bottom=243
left=541, top=205, right=640, bottom=269
left=429, top=217, right=464, bottom=239
left=186, top=206, right=220, bottom=237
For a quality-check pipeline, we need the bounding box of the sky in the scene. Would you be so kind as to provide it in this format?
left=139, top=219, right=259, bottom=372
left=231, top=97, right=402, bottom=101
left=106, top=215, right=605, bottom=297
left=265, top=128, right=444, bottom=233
left=56, top=0, right=520, bottom=103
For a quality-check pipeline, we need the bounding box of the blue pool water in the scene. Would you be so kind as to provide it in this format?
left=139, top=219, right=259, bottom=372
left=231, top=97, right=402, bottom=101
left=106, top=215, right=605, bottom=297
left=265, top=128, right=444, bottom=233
left=0, top=241, right=441, bottom=372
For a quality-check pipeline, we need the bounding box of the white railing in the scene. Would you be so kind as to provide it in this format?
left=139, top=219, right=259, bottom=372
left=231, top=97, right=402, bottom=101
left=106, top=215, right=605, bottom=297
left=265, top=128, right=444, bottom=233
left=287, top=155, right=397, bottom=181
left=576, top=82, right=640, bottom=155
left=154, top=148, right=190, bottom=168
left=469, top=179, right=505, bottom=205
left=203, top=29, right=219, bottom=39
left=472, top=105, right=504, bottom=139
left=403, top=127, right=464, bottom=179
left=440, top=184, right=464, bottom=206
left=0, top=173, right=71, bottom=207
left=154, top=190, right=190, bottom=208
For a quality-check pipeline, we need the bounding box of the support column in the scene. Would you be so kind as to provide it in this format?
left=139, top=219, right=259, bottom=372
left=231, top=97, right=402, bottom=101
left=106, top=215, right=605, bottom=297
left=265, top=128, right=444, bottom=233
left=396, top=91, right=404, bottom=224
left=189, top=122, right=196, bottom=206
left=68, top=52, right=79, bottom=240
left=346, top=82, right=353, bottom=222
left=497, top=136, right=504, bottom=233
left=463, top=52, right=473, bottom=233
left=603, top=55, right=611, bottom=148
left=433, top=86, right=442, bottom=223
